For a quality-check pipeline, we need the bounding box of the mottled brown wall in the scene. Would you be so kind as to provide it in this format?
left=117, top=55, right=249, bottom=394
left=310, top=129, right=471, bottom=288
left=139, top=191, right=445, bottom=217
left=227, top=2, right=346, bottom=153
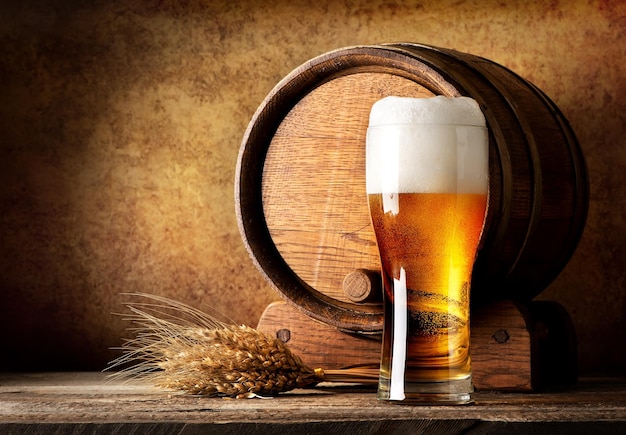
left=1, top=0, right=624, bottom=374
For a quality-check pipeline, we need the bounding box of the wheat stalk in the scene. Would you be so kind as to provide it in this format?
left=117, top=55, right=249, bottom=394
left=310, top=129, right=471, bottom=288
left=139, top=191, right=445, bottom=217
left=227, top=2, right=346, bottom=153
left=105, top=293, right=379, bottom=398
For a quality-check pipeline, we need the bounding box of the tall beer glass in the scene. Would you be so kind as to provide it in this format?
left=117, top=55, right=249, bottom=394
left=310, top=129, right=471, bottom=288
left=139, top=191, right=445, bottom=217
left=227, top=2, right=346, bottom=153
left=366, top=96, right=488, bottom=404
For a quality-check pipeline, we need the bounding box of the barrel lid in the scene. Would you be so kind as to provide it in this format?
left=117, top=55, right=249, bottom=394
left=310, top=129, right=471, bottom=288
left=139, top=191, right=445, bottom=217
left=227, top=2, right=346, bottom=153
left=235, top=44, right=588, bottom=333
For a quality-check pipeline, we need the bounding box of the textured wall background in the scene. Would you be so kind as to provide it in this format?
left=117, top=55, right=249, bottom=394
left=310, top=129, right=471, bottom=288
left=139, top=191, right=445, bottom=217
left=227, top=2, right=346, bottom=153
left=1, top=0, right=624, bottom=374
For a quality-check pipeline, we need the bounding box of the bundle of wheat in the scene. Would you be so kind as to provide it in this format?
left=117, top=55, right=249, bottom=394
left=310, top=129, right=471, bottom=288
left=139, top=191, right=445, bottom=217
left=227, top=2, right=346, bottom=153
left=106, top=293, right=379, bottom=398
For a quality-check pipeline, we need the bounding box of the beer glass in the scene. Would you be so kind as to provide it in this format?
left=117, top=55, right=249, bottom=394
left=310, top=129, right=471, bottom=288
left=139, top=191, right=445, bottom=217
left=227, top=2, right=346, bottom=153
left=366, top=96, right=488, bottom=404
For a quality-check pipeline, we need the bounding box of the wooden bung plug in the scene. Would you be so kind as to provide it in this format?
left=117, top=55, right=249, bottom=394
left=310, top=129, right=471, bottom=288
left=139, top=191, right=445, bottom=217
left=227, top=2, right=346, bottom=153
left=342, top=269, right=382, bottom=303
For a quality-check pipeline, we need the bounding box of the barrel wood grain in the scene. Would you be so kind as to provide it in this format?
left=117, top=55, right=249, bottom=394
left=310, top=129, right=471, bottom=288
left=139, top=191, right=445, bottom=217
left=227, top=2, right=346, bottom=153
left=263, top=73, right=432, bottom=303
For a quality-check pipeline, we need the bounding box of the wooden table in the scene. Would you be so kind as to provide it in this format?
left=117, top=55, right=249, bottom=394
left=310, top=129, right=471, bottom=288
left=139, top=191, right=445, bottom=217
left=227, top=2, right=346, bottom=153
left=1, top=372, right=625, bottom=434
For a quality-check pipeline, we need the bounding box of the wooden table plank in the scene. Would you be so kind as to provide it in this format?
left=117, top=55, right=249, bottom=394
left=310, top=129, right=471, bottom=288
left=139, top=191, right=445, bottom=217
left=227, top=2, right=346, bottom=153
left=1, top=372, right=625, bottom=434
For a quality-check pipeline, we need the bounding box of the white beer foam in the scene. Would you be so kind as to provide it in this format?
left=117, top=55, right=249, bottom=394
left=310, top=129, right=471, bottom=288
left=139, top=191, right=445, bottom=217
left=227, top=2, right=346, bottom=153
left=368, top=95, right=486, bottom=127
left=366, top=96, right=488, bottom=195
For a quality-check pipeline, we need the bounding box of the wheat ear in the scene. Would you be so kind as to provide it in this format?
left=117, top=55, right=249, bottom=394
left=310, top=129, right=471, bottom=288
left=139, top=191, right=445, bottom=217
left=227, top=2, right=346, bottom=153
left=105, top=293, right=378, bottom=398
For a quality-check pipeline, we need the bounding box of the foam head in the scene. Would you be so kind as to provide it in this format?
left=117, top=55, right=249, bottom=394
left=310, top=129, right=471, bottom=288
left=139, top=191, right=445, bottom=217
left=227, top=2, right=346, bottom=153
left=366, top=96, right=488, bottom=196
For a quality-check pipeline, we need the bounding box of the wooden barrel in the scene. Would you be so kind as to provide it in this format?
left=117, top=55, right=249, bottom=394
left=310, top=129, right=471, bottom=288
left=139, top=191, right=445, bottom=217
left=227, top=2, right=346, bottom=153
left=235, top=43, right=588, bottom=333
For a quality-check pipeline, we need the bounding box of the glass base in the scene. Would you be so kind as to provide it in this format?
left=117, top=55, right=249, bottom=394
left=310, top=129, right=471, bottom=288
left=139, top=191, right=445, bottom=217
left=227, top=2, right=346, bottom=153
left=378, top=375, right=473, bottom=405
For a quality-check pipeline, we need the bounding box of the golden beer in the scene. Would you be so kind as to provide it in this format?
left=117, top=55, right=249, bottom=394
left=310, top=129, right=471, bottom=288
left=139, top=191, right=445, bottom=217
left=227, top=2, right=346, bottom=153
left=369, top=193, right=487, bottom=381
left=366, top=96, right=488, bottom=404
